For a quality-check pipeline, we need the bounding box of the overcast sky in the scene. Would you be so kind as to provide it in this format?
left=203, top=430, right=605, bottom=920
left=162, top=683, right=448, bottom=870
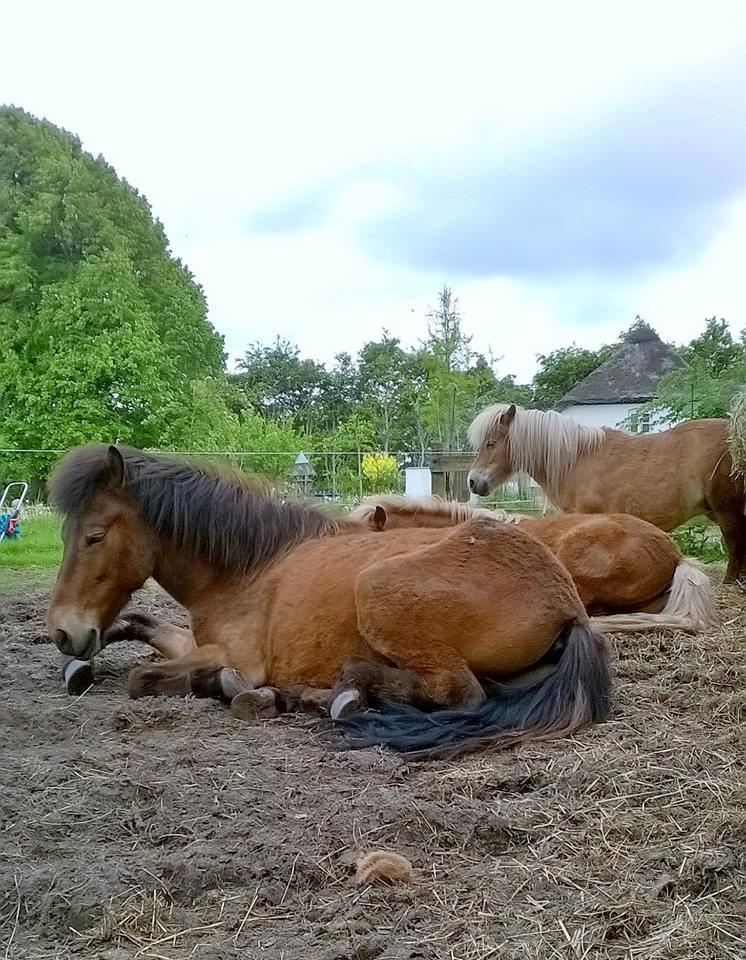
left=3, top=2, right=746, bottom=381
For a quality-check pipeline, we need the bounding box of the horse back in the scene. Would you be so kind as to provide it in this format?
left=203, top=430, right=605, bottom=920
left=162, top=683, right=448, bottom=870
left=562, top=419, right=734, bottom=529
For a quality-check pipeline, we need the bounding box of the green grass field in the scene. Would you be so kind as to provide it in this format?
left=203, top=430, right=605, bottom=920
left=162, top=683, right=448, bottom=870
left=0, top=513, right=62, bottom=591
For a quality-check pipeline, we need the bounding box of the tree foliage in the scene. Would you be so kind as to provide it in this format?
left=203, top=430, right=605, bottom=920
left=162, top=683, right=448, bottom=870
left=0, top=107, right=246, bottom=482
left=646, top=318, right=746, bottom=422
left=4, top=106, right=741, bottom=502
left=531, top=343, right=615, bottom=409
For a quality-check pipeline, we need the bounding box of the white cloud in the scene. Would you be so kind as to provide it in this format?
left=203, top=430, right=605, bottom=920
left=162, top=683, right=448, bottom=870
left=3, top=1, right=746, bottom=382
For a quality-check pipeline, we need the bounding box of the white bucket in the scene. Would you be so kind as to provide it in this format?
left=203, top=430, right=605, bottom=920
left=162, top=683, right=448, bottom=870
left=405, top=467, right=432, bottom=498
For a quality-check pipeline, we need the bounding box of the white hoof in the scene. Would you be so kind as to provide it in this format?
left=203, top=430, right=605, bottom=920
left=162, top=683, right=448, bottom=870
left=330, top=688, right=363, bottom=720
left=219, top=667, right=251, bottom=700
left=61, top=657, right=93, bottom=696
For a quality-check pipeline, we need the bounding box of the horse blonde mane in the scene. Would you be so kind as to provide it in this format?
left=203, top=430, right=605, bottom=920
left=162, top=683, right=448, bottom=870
left=468, top=404, right=605, bottom=490
left=348, top=494, right=525, bottom=525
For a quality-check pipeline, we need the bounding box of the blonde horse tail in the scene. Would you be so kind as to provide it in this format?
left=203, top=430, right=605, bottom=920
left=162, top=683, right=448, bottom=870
left=590, top=559, right=718, bottom=635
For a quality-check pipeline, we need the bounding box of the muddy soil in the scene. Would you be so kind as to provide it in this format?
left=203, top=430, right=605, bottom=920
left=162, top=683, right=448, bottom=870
left=0, top=583, right=743, bottom=959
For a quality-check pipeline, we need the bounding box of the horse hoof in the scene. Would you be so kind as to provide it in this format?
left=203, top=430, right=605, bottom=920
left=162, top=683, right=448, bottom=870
left=330, top=688, right=363, bottom=720
left=299, top=687, right=333, bottom=716
left=219, top=667, right=252, bottom=700
left=231, top=689, right=279, bottom=722
left=61, top=657, right=93, bottom=696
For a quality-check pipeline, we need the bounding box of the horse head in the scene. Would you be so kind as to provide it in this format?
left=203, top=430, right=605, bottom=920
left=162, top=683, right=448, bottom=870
left=468, top=403, right=517, bottom=495
left=47, top=446, right=156, bottom=659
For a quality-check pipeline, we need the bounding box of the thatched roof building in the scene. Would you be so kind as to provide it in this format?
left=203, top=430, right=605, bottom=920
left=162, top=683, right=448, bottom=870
left=556, top=324, right=681, bottom=429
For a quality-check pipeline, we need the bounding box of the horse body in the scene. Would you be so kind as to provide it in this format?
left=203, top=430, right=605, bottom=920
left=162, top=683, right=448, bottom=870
left=467, top=404, right=746, bottom=582
left=554, top=420, right=728, bottom=530
left=350, top=494, right=717, bottom=633
left=46, top=444, right=611, bottom=755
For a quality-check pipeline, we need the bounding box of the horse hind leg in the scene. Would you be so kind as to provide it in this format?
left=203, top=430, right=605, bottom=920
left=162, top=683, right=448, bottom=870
left=356, top=613, right=486, bottom=711
left=710, top=510, right=746, bottom=584
left=329, top=658, right=436, bottom=720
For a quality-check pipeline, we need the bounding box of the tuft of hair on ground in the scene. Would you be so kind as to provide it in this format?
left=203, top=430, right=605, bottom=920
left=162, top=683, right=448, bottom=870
left=354, top=850, right=413, bottom=886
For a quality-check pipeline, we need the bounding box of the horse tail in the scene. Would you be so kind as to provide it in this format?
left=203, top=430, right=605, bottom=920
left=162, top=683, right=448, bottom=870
left=335, top=620, right=611, bottom=758
left=590, top=559, right=718, bottom=635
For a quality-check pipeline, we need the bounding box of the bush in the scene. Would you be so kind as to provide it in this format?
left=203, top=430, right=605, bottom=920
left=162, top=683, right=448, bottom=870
left=361, top=453, right=403, bottom=494
left=671, top=520, right=725, bottom=563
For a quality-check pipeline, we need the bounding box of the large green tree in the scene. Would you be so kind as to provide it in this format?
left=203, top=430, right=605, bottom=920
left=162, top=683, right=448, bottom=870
left=355, top=333, right=428, bottom=452
left=531, top=343, right=615, bottom=409
left=647, top=317, right=746, bottom=422
left=234, top=337, right=332, bottom=433
left=417, top=286, right=531, bottom=449
left=0, top=107, right=233, bottom=483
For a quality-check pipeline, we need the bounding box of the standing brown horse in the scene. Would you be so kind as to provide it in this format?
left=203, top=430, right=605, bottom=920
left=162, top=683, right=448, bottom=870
left=349, top=495, right=717, bottom=634
left=467, top=404, right=746, bottom=583
left=46, top=445, right=611, bottom=756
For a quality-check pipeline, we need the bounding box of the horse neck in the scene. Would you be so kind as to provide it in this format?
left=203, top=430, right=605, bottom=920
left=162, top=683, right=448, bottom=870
left=509, top=413, right=603, bottom=502
left=509, top=444, right=554, bottom=498
left=151, top=538, right=226, bottom=609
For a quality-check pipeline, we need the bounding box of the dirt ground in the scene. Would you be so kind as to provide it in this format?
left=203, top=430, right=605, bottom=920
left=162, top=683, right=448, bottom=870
left=0, top=580, right=743, bottom=960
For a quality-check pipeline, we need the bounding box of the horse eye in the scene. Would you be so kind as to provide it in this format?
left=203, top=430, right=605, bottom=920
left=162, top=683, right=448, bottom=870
left=85, top=532, right=106, bottom=546
left=485, top=440, right=496, bottom=449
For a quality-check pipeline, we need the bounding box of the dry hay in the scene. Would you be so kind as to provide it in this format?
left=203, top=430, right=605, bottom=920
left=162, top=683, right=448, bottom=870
left=0, top=576, right=743, bottom=960
left=728, top=390, right=746, bottom=478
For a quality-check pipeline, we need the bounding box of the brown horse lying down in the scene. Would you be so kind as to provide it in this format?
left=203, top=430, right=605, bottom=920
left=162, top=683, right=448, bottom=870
left=47, top=445, right=611, bottom=756
left=348, top=496, right=718, bottom=635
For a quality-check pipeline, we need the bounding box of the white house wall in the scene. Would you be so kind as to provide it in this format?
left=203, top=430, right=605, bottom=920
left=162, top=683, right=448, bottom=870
left=560, top=402, right=663, bottom=432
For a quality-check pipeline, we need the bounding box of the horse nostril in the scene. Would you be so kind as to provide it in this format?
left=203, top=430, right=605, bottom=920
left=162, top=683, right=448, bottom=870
left=84, top=627, right=99, bottom=650
left=468, top=477, right=475, bottom=491
left=53, top=628, right=70, bottom=651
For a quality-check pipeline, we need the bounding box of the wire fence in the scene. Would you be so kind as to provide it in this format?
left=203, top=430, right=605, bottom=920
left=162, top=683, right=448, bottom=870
left=0, top=447, right=547, bottom=514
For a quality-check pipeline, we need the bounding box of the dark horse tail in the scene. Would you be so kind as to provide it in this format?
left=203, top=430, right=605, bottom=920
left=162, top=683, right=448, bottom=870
left=336, top=620, right=612, bottom=758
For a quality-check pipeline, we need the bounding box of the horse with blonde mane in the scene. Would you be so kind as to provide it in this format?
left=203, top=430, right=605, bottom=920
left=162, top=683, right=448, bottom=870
left=47, top=444, right=611, bottom=756
left=349, top=495, right=717, bottom=634
left=467, top=404, right=746, bottom=583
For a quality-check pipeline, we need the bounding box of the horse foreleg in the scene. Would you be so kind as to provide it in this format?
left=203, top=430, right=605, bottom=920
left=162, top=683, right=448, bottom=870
left=60, top=655, right=94, bottom=695
left=231, top=684, right=337, bottom=721
left=59, top=614, right=196, bottom=696
left=127, top=645, right=240, bottom=700
left=104, top=611, right=197, bottom=659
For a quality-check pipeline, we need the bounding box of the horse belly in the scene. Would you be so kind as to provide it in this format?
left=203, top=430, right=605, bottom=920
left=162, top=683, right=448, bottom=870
left=264, top=576, right=370, bottom=688
left=259, top=531, right=448, bottom=688
left=564, top=441, right=707, bottom=531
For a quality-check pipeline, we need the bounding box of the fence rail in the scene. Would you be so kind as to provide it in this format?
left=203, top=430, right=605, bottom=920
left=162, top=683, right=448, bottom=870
left=0, top=447, right=547, bottom=512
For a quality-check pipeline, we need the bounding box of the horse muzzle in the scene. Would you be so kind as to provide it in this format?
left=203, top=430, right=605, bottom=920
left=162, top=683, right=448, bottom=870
left=50, top=622, right=102, bottom=660
left=468, top=470, right=492, bottom=497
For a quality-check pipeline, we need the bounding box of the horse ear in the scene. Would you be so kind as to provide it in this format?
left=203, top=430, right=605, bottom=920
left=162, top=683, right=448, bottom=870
left=502, top=404, right=517, bottom=428
left=105, top=445, right=125, bottom=488
left=370, top=505, right=387, bottom=532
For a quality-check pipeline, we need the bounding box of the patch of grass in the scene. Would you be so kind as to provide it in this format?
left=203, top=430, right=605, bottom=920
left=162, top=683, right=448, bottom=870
left=0, top=512, right=61, bottom=591
left=671, top=517, right=726, bottom=563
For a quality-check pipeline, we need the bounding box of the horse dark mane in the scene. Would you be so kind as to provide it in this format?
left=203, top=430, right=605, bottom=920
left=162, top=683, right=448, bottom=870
left=48, top=444, right=338, bottom=575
